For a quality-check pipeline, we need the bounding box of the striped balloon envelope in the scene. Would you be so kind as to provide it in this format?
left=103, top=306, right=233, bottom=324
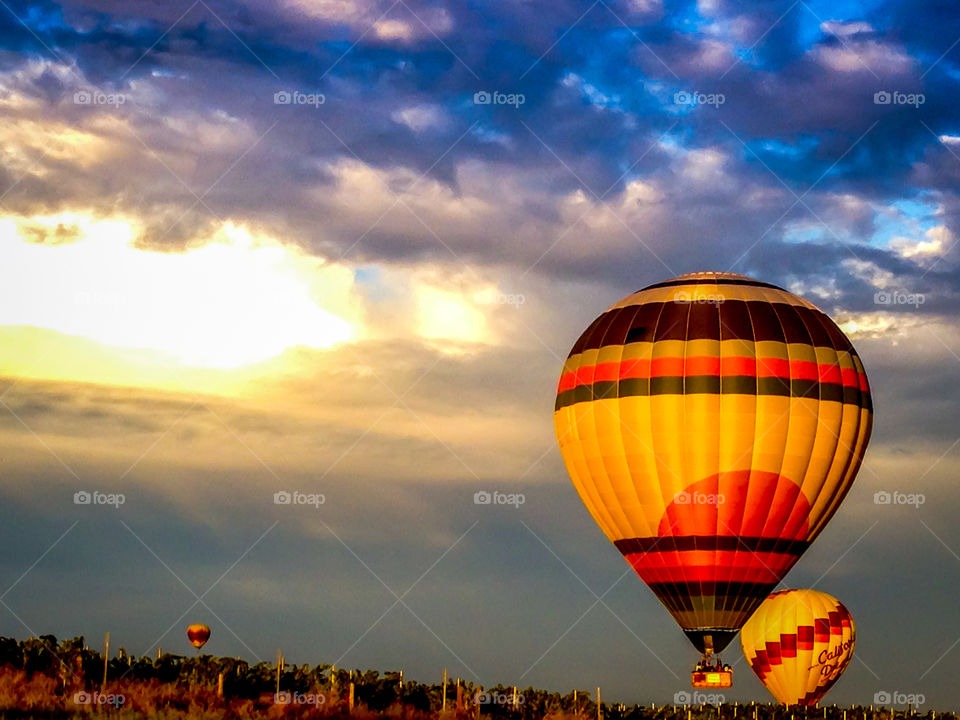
left=186, top=623, right=211, bottom=650
left=553, top=272, right=872, bottom=656
left=740, top=589, right=855, bottom=706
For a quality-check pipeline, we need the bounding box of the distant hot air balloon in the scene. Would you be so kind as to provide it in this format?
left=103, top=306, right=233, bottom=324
left=741, top=589, right=855, bottom=706
left=186, top=624, right=211, bottom=650
left=554, top=272, right=872, bottom=671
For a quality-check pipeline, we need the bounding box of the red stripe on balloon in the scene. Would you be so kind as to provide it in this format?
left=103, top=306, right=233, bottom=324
left=556, top=357, right=869, bottom=393
left=624, top=550, right=800, bottom=585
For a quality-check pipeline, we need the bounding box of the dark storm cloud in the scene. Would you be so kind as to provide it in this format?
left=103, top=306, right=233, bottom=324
left=1, top=0, right=958, bottom=300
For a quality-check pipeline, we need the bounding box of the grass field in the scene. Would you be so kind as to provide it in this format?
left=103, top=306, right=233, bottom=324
left=0, top=636, right=953, bottom=720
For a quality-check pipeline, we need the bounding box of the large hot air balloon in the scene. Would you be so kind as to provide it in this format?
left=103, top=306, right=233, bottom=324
left=186, top=624, right=211, bottom=650
left=553, top=272, right=871, bottom=670
left=740, top=589, right=855, bottom=706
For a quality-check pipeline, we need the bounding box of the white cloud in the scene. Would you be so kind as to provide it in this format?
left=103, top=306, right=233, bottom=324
left=628, top=0, right=663, bottom=15
left=680, top=147, right=729, bottom=187
left=891, top=225, right=952, bottom=260
left=374, top=18, right=414, bottom=40
left=820, top=20, right=874, bottom=37
left=689, top=39, right=734, bottom=71
left=842, top=257, right=896, bottom=288
left=391, top=104, right=447, bottom=132
left=812, top=39, right=913, bottom=74
left=834, top=311, right=928, bottom=341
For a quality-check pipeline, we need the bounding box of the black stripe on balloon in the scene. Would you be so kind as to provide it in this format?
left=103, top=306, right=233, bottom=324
left=640, top=278, right=785, bottom=291
left=614, top=536, right=811, bottom=555
left=573, top=301, right=854, bottom=351
left=554, top=378, right=873, bottom=412
left=646, top=581, right=778, bottom=612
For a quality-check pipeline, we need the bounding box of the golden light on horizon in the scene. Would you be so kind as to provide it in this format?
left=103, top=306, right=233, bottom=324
left=0, top=216, right=357, bottom=373
left=415, top=284, right=489, bottom=349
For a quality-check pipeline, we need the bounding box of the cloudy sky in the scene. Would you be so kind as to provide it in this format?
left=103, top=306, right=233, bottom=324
left=0, top=0, right=959, bottom=709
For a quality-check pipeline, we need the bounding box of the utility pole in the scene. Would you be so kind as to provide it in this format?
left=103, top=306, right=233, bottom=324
left=275, top=649, right=283, bottom=696
left=442, top=669, right=448, bottom=712
left=101, top=632, right=110, bottom=689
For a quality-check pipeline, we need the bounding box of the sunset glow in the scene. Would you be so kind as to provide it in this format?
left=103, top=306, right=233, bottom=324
left=1, top=218, right=355, bottom=371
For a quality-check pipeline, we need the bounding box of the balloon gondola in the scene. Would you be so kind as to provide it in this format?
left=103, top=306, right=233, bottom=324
left=553, top=272, right=873, bottom=685
left=692, top=662, right=734, bottom=689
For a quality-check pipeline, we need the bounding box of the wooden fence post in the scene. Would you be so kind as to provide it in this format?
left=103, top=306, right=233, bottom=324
left=101, top=633, right=110, bottom=690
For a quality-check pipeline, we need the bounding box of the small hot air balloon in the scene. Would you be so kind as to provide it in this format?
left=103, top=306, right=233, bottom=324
left=554, top=272, right=872, bottom=677
left=741, top=589, right=855, bottom=706
left=186, top=624, right=211, bottom=650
